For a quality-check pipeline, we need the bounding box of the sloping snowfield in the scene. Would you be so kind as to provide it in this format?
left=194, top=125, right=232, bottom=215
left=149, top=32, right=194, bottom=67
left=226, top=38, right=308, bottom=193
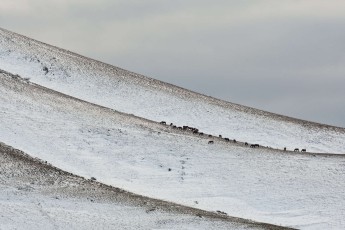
left=1, top=72, right=344, bottom=229
left=1, top=28, right=344, bottom=154
left=1, top=142, right=282, bottom=230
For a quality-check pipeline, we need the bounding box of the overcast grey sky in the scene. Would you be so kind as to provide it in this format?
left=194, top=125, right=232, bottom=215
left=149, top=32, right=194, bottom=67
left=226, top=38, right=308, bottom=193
left=1, top=0, right=345, bottom=127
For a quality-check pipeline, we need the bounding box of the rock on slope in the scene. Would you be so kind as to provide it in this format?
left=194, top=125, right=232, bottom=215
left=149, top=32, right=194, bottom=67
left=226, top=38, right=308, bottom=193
left=0, top=28, right=344, bottom=154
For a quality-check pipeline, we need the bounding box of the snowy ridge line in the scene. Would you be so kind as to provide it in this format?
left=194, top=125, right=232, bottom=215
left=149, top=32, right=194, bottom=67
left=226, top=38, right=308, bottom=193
left=0, top=68, right=156, bottom=125
left=1, top=69, right=342, bottom=157
left=1, top=69, right=342, bottom=156
left=0, top=141, right=294, bottom=230
left=0, top=27, right=343, bottom=131
left=1, top=27, right=345, bottom=154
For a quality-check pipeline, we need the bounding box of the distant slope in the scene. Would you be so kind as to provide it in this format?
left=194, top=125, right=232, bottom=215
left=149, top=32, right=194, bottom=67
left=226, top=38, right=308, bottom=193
left=0, top=28, right=344, bottom=154
left=1, top=72, right=344, bottom=229
left=1, top=142, right=282, bottom=230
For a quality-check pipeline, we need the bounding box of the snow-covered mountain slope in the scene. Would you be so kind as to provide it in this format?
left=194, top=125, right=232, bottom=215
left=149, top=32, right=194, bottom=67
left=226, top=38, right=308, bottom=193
left=1, top=72, right=344, bottom=229
left=1, top=143, right=279, bottom=230
left=0, top=28, right=344, bottom=154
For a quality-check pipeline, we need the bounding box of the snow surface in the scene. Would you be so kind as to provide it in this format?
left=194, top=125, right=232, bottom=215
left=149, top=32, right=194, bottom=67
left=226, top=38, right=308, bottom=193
left=1, top=143, right=264, bottom=230
left=1, top=73, right=344, bottom=229
left=0, top=28, right=344, bottom=154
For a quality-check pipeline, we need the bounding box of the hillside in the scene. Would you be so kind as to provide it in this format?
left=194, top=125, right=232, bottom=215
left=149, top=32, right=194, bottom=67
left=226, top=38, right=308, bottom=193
left=1, top=28, right=344, bottom=154
left=1, top=142, right=285, bottom=230
left=1, top=71, right=344, bottom=229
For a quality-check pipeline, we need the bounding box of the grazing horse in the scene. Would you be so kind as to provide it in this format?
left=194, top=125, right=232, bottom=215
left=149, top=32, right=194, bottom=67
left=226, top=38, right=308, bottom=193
left=208, top=134, right=213, bottom=137
left=183, top=126, right=188, bottom=130
left=294, top=148, right=299, bottom=152
left=250, top=144, right=260, bottom=148
left=301, top=149, right=306, bottom=152
left=172, top=125, right=177, bottom=129
left=208, top=140, right=214, bottom=144
left=245, top=142, right=248, bottom=146
left=233, top=139, right=237, bottom=143
left=199, top=132, right=204, bottom=136
left=160, top=121, right=166, bottom=125
left=193, top=130, right=198, bottom=134
left=224, top=138, right=230, bottom=142
left=190, top=128, right=198, bottom=132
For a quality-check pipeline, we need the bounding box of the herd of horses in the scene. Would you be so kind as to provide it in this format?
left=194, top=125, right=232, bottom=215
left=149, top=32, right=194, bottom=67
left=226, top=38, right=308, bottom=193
left=159, top=121, right=306, bottom=153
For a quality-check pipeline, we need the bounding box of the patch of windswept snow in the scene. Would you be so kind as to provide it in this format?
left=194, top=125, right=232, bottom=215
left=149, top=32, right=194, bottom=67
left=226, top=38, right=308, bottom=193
left=0, top=28, right=344, bottom=154
left=1, top=73, right=344, bottom=229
